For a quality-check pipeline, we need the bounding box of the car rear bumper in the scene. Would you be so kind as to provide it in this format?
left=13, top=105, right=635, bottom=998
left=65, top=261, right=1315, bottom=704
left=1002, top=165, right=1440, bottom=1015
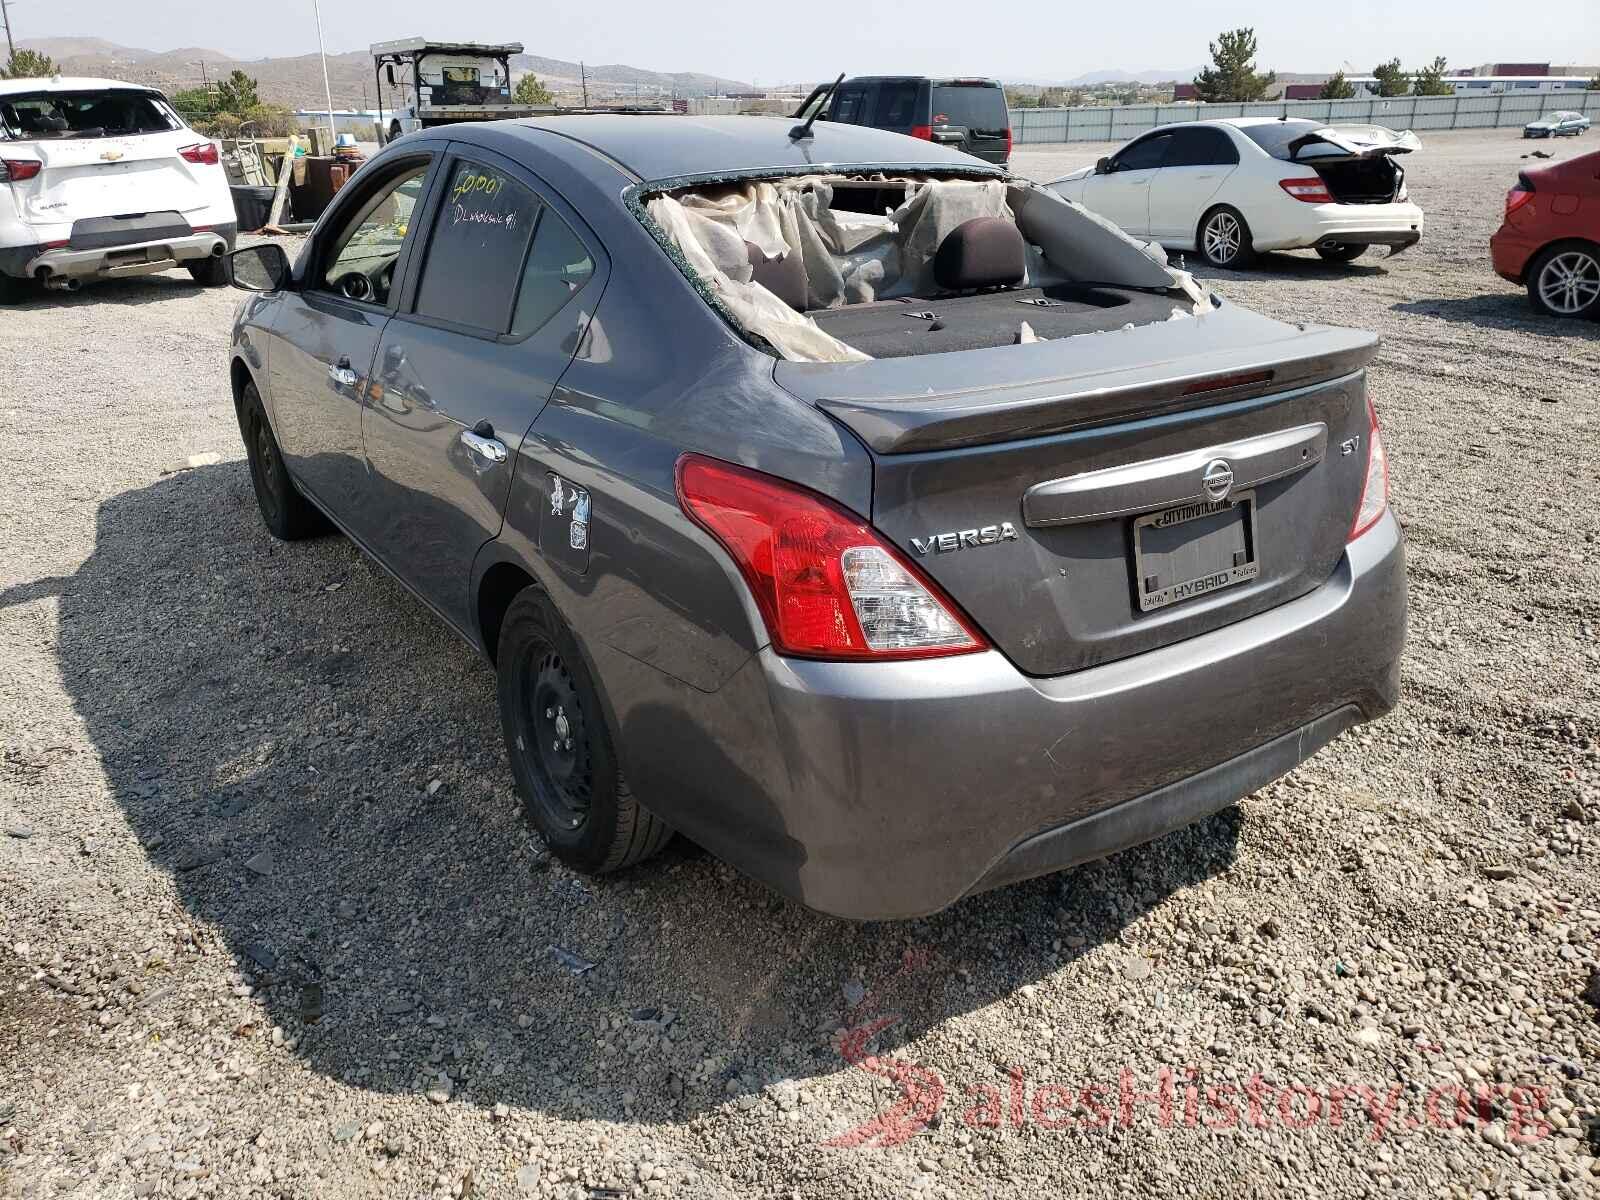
left=21, top=225, right=236, bottom=282
left=1257, top=202, right=1425, bottom=253
left=626, top=508, right=1405, bottom=920
left=1490, top=224, right=1539, bottom=284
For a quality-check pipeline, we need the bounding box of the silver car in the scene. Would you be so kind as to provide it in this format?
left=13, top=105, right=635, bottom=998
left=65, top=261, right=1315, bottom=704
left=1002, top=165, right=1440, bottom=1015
left=223, top=116, right=1406, bottom=919
left=1523, top=110, right=1591, bottom=138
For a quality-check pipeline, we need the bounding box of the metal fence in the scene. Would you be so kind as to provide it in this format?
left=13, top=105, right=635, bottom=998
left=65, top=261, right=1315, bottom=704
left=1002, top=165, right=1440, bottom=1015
left=1010, top=90, right=1600, bottom=144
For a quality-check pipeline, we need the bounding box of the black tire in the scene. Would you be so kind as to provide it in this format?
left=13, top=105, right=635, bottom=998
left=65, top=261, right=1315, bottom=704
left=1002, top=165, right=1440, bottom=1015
left=497, top=588, right=670, bottom=874
left=238, top=380, right=327, bottom=539
left=1525, top=241, right=1600, bottom=320
left=0, top=274, right=31, bottom=305
left=388, top=121, right=404, bottom=145
left=187, top=255, right=228, bottom=286
left=1197, top=206, right=1255, bottom=269
left=1315, top=243, right=1369, bottom=263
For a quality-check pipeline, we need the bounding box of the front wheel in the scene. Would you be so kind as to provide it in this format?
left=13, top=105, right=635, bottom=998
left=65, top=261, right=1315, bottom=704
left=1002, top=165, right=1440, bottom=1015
left=1526, top=242, right=1600, bottom=319
left=497, top=588, right=671, bottom=875
left=1315, top=243, right=1369, bottom=264
left=187, top=255, right=228, bottom=286
left=1197, top=206, right=1255, bottom=269
left=239, top=380, right=328, bottom=539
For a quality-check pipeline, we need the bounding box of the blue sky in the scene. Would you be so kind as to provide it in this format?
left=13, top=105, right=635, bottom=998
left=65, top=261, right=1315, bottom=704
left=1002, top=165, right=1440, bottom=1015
left=23, top=0, right=1600, bottom=83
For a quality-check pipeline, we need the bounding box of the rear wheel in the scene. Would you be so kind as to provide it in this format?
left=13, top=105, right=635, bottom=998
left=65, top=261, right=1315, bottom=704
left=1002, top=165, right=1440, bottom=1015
left=187, top=255, right=228, bottom=286
left=1197, top=206, right=1255, bottom=269
left=1526, top=242, right=1600, bottom=319
left=239, top=380, right=328, bottom=539
left=1315, top=243, right=1369, bottom=263
left=497, top=588, right=671, bottom=874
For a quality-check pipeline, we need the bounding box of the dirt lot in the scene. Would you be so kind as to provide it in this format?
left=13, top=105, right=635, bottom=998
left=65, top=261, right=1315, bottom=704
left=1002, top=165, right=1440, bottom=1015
left=1, top=128, right=1597, bottom=1200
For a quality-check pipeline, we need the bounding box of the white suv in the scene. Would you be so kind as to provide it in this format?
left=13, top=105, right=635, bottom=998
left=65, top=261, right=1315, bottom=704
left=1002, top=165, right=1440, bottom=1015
left=0, top=76, right=236, bottom=301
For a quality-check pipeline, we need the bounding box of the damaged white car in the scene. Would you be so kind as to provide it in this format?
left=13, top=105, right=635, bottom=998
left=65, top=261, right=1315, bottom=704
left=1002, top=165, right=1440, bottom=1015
left=1050, top=118, right=1424, bottom=268
left=0, top=76, right=236, bottom=301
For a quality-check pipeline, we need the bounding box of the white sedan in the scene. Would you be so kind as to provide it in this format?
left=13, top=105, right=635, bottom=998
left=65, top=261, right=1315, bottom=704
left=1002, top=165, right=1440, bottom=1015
left=1049, top=118, right=1425, bottom=269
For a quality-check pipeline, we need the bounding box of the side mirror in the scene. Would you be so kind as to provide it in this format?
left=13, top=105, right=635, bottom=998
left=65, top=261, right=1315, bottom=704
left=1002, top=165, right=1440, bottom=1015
left=385, top=64, right=397, bottom=87
left=1094, top=156, right=1112, bottom=174
left=229, top=243, right=290, bottom=293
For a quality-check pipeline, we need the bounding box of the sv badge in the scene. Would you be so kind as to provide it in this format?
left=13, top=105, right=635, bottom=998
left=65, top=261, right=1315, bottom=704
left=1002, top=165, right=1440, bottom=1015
left=910, top=523, right=1019, bottom=556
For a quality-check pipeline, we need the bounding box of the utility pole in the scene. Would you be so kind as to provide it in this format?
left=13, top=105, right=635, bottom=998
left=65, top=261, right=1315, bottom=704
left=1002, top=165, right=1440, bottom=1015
left=311, top=0, right=338, bottom=148
left=580, top=60, right=588, bottom=107
left=1, top=0, right=16, bottom=66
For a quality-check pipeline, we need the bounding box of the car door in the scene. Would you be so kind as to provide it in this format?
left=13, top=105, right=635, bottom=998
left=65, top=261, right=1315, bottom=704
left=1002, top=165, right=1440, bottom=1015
left=264, top=154, right=437, bottom=517
left=359, top=145, right=608, bottom=633
left=1079, top=131, right=1170, bottom=237
left=1147, top=126, right=1240, bottom=243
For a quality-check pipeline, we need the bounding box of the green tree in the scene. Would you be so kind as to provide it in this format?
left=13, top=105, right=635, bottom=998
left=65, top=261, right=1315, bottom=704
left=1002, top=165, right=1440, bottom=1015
left=214, top=69, right=261, bottom=113
left=1371, top=59, right=1410, bottom=97
left=169, top=86, right=216, bottom=122
left=513, top=74, right=553, bottom=105
left=1, top=49, right=58, bottom=79
left=1412, top=56, right=1452, bottom=96
left=1192, top=28, right=1276, bottom=103
left=1319, top=71, right=1356, bottom=100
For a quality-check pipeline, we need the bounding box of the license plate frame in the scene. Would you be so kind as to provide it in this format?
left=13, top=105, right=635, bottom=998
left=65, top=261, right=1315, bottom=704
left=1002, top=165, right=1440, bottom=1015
left=1132, top=491, right=1259, bottom=613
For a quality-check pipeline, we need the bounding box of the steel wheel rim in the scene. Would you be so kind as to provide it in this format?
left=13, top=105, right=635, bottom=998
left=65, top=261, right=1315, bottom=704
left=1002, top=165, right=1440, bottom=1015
left=1538, top=251, right=1600, bottom=314
left=252, top=416, right=282, bottom=524
left=522, top=647, right=592, bottom=831
left=1204, top=213, right=1241, bottom=263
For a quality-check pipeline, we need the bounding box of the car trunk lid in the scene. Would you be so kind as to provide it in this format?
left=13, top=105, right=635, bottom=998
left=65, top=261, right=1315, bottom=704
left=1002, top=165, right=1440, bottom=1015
left=10, top=136, right=213, bottom=229
left=1287, top=125, right=1418, bottom=205
left=776, top=304, right=1380, bottom=675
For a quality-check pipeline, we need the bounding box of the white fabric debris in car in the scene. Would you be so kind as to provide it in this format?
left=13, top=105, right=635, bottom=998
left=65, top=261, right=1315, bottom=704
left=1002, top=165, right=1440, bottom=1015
left=646, top=174, right=1196, bottom=363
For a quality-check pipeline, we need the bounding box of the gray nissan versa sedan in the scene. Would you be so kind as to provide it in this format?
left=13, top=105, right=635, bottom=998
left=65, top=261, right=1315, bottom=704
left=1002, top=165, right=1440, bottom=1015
left=224, top=115, right=1405, bottom=920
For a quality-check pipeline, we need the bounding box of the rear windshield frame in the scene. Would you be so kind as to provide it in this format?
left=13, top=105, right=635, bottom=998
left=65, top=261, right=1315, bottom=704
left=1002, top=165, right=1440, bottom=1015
left=0, top=89, right=185, bottom=140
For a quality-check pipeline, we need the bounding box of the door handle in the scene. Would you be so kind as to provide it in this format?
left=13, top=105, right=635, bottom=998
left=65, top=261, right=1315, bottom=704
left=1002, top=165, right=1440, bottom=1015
left=328, top=356, right=358, bottom=387
left=460, top=428, right=507, bottom=464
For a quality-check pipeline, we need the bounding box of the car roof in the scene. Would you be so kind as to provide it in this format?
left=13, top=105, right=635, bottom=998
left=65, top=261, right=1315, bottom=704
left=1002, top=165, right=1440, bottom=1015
left=0, top=76, right=163, bottom=96
left=840, top=75, right=1003, bottom=86
left=485, top=114, right=1003, bottom=183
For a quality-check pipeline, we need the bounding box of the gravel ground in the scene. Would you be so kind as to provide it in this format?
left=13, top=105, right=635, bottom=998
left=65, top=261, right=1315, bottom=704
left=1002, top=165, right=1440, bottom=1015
left=2, top=127, right=1597, bottom=1200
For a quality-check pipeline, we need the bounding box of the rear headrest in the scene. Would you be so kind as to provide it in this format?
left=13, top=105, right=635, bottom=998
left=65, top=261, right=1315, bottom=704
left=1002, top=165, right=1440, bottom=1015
left=933, top=217, right=1025, bottom=292
left=745, top=240, right=808, bottom=312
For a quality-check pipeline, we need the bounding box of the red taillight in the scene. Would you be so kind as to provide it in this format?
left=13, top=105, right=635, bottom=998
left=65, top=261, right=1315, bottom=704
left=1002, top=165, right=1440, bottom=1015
left=1003, top=127, right=1013, bottom=158
left=1278, top=176, right=1334, bottom=204
left=0, top=158, right=42, bottom=182
left=675, top=454, right=987, bottom=661
left=178, top=142, right=220, bottom=166
left=1505, top=185, right=1535, bottom=217
left=909, top=124, right=932, bottom=141
left=1348, top=397, right=1390, bottom=542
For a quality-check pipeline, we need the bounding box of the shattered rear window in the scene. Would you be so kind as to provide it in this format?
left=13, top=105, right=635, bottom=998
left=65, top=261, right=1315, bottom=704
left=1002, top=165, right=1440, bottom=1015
left=0, top=90, right=182, bottom=139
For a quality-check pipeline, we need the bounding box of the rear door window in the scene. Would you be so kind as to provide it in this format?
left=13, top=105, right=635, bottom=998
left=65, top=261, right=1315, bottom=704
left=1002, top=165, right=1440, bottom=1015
left=1162, top=127, right=1240, bottom=167
left=414, top=159, right=541, bottom=334
left=930, top=84, right=1007, bottom=132
left=873, top=81, right=920, bottom=128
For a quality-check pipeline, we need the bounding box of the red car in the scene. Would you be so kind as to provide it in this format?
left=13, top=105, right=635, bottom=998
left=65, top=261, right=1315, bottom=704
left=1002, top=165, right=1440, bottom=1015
left=1491, top=149, right=1600, bottom=319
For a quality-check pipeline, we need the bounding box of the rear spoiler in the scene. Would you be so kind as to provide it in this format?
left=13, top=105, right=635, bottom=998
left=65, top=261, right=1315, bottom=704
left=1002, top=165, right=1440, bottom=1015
left=1289, top=125, right=1421, bottom=160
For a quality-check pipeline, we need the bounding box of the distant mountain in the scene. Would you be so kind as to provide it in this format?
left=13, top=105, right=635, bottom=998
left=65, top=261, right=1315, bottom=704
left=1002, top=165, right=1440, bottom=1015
left=18, top=38, right=753, bottom=108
